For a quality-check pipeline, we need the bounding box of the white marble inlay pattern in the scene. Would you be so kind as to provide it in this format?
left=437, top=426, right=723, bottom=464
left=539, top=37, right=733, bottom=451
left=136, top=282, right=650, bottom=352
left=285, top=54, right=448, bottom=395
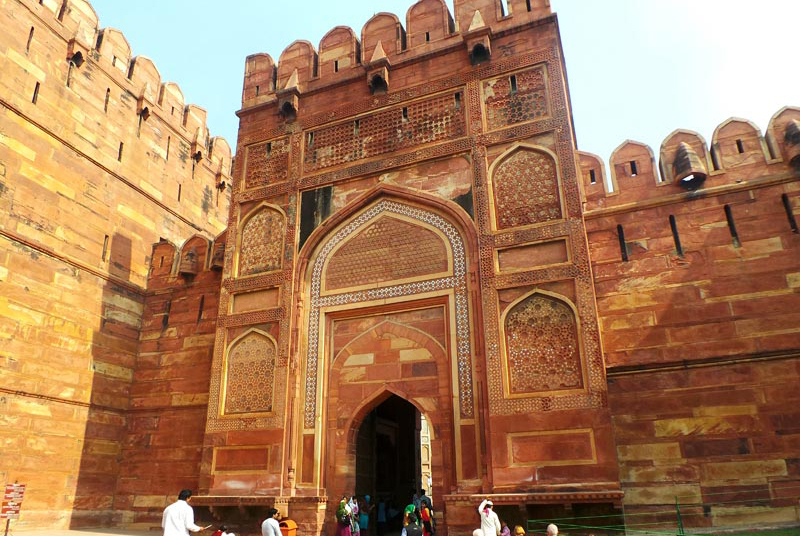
left=304, top=200, right=473, bottom=427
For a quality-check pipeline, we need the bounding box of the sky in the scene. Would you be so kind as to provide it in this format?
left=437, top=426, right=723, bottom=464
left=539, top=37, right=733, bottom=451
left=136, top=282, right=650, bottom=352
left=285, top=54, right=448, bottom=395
left=88, top=0, right=799, bottom=167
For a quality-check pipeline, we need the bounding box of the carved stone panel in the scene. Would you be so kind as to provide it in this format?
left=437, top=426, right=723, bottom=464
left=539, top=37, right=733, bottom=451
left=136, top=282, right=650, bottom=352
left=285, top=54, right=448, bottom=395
left=504, top=292, right=583, bottom=395
left=224, top=331, right=276, bottom=414
left=482, top=66, right=548, bottom=131
left=238, top=207, right=284, bottom=276
left=492, top=147, right=562, bottom=230
left=244, top=137, right=290, bottom=189
left=325, top=215, right=449, bottom=292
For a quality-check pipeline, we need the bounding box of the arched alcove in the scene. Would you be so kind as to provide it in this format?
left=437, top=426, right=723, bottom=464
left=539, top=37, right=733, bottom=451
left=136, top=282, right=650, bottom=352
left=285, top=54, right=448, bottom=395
left=222, top=329, right=277, bottom=415
left=501, top=290, right=585, bottom=397
left=236, top=203, right=285, bottom=277
left=489, top=144, right=563, bottom=230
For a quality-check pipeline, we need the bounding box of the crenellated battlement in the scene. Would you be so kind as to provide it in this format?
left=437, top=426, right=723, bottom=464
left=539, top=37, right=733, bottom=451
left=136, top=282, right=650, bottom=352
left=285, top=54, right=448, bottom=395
left=580, top=106, right=800, bottom=211
left=15, top=0, right=233, bottom=181
left=240, top=0, right=552, bottom=109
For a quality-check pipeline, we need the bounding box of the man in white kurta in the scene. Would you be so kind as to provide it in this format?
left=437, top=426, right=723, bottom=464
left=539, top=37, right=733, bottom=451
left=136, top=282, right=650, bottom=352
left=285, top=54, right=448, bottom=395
left=261, top=508, right=281, bottom=536
left=478, top=499, right=501, bottom=536
left=163, top=490, right=205, bottom=536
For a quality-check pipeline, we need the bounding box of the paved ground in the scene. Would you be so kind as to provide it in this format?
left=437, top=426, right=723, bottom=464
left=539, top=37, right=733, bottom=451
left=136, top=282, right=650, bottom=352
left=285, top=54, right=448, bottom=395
left=10, top=530, right=154, bottom=536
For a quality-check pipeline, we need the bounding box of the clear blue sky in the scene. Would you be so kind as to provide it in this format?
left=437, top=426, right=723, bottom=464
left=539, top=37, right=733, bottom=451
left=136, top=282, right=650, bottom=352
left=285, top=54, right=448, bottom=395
left=89, top=0, right=799, bottom=168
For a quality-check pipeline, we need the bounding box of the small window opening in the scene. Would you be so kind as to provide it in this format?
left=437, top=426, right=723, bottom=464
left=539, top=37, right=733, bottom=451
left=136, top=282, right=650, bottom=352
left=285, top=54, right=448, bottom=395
left=669, top=215, right=684, bottom=257
left=509, top=75, right=518, bottom=94
left=166, top=136, right=171, bottom=161
left=782, top=193, right=799, bottom=233
left=334, top=60, right=339, bottom=73
left=500, top=0, right=509, bottom=16
left=118, top=142, right=124, bottom=161
left=526, top=0, right=532, bottom=11
left=101, top=235, right=109, bottom=261
left=307, top=132, right=314, bottom=147
left=70, top=51, right=84, bottom=68
left=369, top=74, right=388, bottom=95
left=736, top=139, right=744, bottom=154
left=470, top=43, right=490, bottom=65
left=26, top=27, right=34, bottom=54
left=711, top=146, right=721, bottom=171
left=589, top=169, right=597, bottom=184
left=266, top=142, right=272, bottom=157
left=425, top=31, right=430, bottom=42
left=354, top=119, right=360, bottom=136
left=104, top=88, right=110, bottom=112
left=724, top=204, right=741, bottom=248
left=161, top=300, right=171, bottom=330
left=454, top=92, right=462, bottom=110
left=197, top=295, right=205, bottom=324
left=255, top=85, right=260, bottom=96
left=630, top=160, right=638, bottom=176
left=617, top=224, right=628, bottom=262
left=32, top=81, right=40, bottom=104
left=111, top=55, right=117, bottom=68
left=159, top=256, right=164, bottom=268
left=177, top=183, right=182, bottom=202
left=402, top=107, right=409, bottom=122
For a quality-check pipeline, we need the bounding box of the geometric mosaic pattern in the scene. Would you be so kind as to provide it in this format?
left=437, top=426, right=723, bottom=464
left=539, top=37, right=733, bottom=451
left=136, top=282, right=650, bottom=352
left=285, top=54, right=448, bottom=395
left=244, top=137, right=290, bottom=189
left=493, top=148, right=562, bottom=230
left=325, top=216, right=448, bottom=291
left=303, top=91, right=466, bottom=173
left=305, top=199, right=473, bottom=427
left=483, top=66, right=547, bottom=131
left=238, top=206, right=284, bottom=276
left=505, top=292, right=583, bottom=394
left=224, top=331, right=276, bottom=414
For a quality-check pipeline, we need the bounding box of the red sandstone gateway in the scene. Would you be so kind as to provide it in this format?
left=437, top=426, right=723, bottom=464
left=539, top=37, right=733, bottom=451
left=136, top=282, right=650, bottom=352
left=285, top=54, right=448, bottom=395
left=1, top=0, right=798, bottom=534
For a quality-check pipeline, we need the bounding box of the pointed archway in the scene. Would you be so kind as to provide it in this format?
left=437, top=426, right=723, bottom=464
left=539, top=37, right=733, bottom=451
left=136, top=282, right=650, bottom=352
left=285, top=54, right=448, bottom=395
left=290, top=186, right=485, bottom=518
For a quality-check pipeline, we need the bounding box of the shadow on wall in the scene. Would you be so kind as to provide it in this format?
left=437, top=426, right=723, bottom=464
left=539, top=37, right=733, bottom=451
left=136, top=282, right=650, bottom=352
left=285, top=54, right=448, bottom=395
left=70, top=233, right=138, bottom=528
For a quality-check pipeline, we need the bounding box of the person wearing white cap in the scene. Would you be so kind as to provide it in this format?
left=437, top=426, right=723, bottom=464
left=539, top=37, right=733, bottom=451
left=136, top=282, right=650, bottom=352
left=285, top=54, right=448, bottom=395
left=478, top=498, right=501, bottom=536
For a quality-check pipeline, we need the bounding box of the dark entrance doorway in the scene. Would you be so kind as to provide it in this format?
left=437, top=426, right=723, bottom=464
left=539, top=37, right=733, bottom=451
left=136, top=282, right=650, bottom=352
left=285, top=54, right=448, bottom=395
left=356, top=395, right=421, bottom=509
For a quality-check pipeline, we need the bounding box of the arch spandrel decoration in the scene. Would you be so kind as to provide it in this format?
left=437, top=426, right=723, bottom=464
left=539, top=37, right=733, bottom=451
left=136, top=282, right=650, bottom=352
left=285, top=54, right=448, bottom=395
left=503, top=291, right=584, bottom=396
left=222, top=330, right=277, bottom=415
left=304, top=199, right=473, bottom=428
left=237, top=205, right=285, bottom=277
left=491, top=145, right=563, bottom=230
left=324, top=215, right=450, bottom=292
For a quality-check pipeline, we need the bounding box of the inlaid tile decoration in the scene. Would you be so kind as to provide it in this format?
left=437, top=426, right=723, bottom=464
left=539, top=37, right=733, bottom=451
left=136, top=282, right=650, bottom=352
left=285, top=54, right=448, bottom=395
left=304, top=200, right=473, bottom=427
left=505, top=292, right=582, bottom=394
left=224, top=331, right=276, bottom=414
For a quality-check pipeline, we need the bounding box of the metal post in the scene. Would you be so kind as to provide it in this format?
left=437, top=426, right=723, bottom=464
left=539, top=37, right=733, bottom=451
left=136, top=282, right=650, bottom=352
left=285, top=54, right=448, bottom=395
left=4, top=518, right=9, bottom=536
left=675, top=496, right=685, bottom=536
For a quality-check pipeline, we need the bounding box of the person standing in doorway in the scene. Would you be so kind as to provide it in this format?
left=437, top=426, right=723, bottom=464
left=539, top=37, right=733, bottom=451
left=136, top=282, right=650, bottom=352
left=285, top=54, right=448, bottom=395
left=376, top=496, right=387, bottom=536
left=477, top=498, right=501, bottom=536
left=359, top=495, right=374, bottom=536
left=405, top=514, right=424, bottom=536
left=261, top=508, right=281, bottom=536
left=162, top=490, right=210, bottom=536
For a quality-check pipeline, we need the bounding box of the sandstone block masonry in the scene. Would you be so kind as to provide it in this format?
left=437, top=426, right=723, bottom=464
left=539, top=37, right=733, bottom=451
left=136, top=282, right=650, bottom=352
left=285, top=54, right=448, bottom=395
left=1, top=0, right=799, bottom=534
left=0, top=0, right=230, bottom=529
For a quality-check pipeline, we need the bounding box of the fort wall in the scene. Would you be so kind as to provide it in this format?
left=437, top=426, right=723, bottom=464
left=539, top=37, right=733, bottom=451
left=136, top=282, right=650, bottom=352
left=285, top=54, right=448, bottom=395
left=0, top=0, right=229, bottom=528
left=1, top=0, right=798, bottom=532
left=579, top=110, right=800, bottom=527
left=114, top=237, right=224, bottom=527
